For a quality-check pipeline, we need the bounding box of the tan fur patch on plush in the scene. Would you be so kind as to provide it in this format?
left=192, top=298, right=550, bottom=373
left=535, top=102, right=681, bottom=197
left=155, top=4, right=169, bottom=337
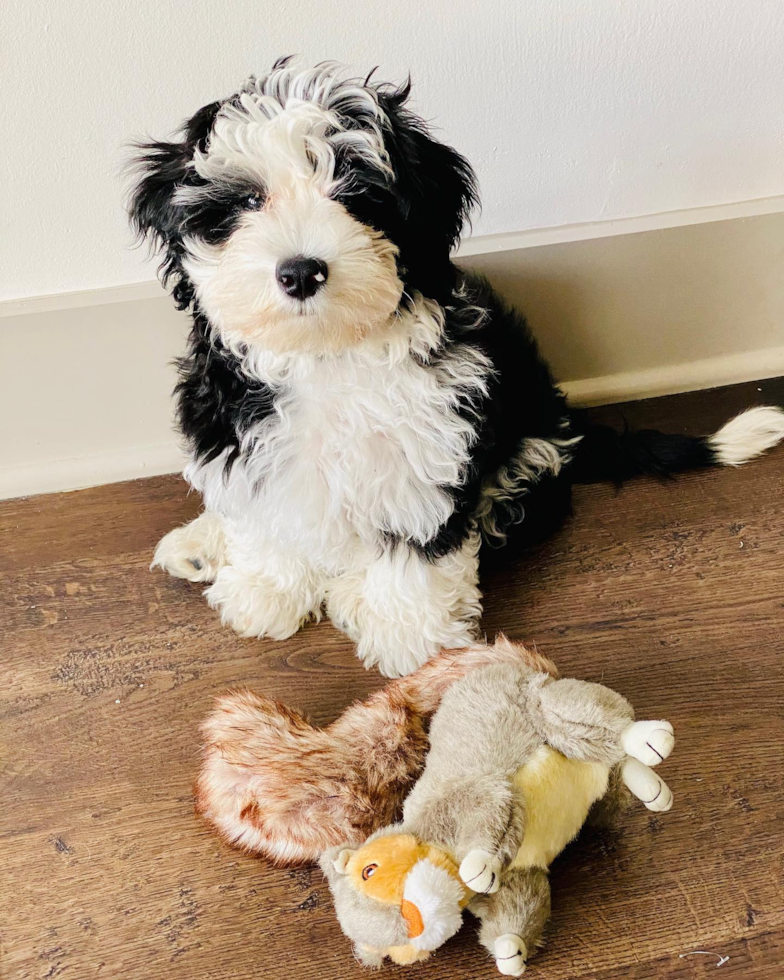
left=196, top=636, right=558, bottom=865
left=386, top=945, right=431, bottom=965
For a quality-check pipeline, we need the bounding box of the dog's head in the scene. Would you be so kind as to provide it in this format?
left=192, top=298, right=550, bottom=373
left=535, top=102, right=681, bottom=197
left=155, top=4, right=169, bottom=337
left=129, top=58, right=477, bottom=355
left=320, top=830, right=469, bottom=966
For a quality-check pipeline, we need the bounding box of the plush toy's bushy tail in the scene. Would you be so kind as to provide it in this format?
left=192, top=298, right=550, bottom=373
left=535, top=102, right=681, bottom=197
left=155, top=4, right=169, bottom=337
left=570, top=405, right=784, bottom=483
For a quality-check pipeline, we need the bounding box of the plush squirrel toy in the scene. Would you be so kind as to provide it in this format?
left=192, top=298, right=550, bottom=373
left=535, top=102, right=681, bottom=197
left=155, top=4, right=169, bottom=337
left=321, top=660, right=675, bottom=975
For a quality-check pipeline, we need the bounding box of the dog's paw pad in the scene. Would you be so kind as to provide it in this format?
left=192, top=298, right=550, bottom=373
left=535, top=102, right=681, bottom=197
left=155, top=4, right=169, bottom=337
left=622, top=720, right=675, bottom=766
left=495, top=935, right=527, bottom=976
left=459, top=849, right=502, bottom=894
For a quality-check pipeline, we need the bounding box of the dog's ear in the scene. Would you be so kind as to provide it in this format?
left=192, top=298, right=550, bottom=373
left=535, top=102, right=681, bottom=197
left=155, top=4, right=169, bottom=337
left=127, top=100, right=222, bottom=305
left=377, top=83, right=478, bottom=275
left=128, top=101, right=222, bottom=246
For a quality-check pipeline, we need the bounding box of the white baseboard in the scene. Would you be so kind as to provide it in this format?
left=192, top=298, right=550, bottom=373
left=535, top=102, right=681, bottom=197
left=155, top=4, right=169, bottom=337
left=562, top=345, right=784, bottom=407
left=3, top=345, right=780, bottom=501
left=2, top=443, right=187, bottom=501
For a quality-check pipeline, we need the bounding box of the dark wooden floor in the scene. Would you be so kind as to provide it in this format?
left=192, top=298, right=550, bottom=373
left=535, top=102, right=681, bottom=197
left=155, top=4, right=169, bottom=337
left=2, top=378, right=783, bottom=980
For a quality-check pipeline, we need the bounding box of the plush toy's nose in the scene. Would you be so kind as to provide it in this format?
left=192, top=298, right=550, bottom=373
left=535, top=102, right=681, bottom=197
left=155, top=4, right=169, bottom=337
left=401, top=899, right=425, bottom=939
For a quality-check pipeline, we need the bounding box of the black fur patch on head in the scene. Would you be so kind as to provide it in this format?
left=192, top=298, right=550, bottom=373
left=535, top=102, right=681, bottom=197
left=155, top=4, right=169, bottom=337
left=128, top=98, right=254, bottom=309
left=336, top=82, right=478, bottom=305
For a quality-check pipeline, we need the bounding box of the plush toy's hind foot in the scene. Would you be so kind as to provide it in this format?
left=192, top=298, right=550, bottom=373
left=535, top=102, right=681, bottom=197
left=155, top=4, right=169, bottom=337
left=494, top=935, right=527, bottom=976
left=622, top=758, right=674, bottom=812
left=459, top=849, right=502, bottom=894
left=621, top=720, right=675, bottom=767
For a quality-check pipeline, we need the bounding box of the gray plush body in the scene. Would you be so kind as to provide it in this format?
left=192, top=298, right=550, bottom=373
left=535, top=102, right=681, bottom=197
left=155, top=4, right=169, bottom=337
left=322, top=660, right=676, bottom=975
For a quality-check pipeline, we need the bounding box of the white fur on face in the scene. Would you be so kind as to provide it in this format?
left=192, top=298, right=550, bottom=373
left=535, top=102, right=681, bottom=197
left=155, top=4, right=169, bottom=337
left=403, top=859, right=465, bottom=951
left=179, top=66, right=404, bottom=354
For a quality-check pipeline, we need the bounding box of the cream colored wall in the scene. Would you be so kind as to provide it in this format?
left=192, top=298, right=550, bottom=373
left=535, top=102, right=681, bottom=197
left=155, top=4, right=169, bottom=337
left=462, top=210, right=784, bottom=399
left=2, top=207, right=783, bottom=500
left=1, top=299, right=189, bottom=499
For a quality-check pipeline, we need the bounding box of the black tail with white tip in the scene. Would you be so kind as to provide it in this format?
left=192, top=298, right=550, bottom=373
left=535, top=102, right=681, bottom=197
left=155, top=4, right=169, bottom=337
left=571, top=406, right=784, bottom=484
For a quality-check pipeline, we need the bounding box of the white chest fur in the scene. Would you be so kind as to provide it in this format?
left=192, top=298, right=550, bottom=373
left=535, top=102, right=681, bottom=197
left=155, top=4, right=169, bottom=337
left=191, top=300, right=491, bottom=566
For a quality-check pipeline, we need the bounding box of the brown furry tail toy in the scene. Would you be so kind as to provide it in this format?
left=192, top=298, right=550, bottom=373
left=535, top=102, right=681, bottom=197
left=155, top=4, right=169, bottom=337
left=196, top=637, right=557, bottom=865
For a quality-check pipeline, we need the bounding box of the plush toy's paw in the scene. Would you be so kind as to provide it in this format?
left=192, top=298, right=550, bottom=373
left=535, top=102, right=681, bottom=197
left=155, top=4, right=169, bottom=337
left=621, top=758, right=674, bottom=812
left=459, top=850, right=502, bottom=894
left=151, top=513, right=226, bottom=583
left=355, top=944, right=385, bottom=967
left=495, top=934, right=527, bottom=976
left=621, top=720, right=675, bottom=767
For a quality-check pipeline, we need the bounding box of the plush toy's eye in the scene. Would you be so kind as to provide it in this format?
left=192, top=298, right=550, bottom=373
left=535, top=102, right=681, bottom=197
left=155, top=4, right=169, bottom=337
left=361, top=864, right=378, bottom=880
left=243, top=193, right=262, bottom=211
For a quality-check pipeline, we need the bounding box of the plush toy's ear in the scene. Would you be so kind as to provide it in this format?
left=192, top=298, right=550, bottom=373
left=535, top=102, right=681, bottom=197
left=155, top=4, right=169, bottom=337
left=333, top=849, right=355, bottom=874
left=319, top=844, right=356, bottom=882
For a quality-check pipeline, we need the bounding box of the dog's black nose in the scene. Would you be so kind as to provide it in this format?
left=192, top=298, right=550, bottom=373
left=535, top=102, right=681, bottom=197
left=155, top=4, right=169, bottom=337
left=276, top=257, right=328, bottom=300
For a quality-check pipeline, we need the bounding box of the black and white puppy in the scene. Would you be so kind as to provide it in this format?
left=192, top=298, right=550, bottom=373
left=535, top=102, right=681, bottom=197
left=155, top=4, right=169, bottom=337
left=131, top=59, right=784, bottom=676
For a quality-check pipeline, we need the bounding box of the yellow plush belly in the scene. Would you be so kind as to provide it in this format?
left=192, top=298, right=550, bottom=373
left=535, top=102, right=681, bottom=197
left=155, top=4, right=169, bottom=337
left=509, top=746, right=610, bottom=870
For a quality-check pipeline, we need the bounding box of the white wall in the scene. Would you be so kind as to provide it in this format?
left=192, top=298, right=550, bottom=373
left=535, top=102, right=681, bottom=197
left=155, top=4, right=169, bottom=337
left=4, top=0, right=784, bottom=302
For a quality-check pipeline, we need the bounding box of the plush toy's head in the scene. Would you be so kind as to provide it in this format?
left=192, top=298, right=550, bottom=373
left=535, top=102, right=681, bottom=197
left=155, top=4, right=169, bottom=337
left=320, top=830, right=470, bottom=966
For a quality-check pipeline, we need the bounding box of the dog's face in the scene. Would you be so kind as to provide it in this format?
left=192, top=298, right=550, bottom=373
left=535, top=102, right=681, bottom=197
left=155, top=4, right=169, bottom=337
left=130, top=59, right=476, bottom=355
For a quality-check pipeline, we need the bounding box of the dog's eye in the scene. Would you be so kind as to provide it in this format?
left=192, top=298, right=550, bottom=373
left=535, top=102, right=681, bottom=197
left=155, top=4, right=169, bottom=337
left=243, top=193, right=262, bottom=211
left=361, top=864, right=378, bottom=880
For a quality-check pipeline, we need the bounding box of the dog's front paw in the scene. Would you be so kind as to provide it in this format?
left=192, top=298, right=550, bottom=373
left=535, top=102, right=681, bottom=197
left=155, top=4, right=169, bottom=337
left=495, top=934, right=527, bottom=976
left=151, top=513, right=226, bottom=583
left=459, top=849, right=502, bottom=894
left=621, top=720, right=675, bottom=767
left=205, top=567, right=316, bottom=640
